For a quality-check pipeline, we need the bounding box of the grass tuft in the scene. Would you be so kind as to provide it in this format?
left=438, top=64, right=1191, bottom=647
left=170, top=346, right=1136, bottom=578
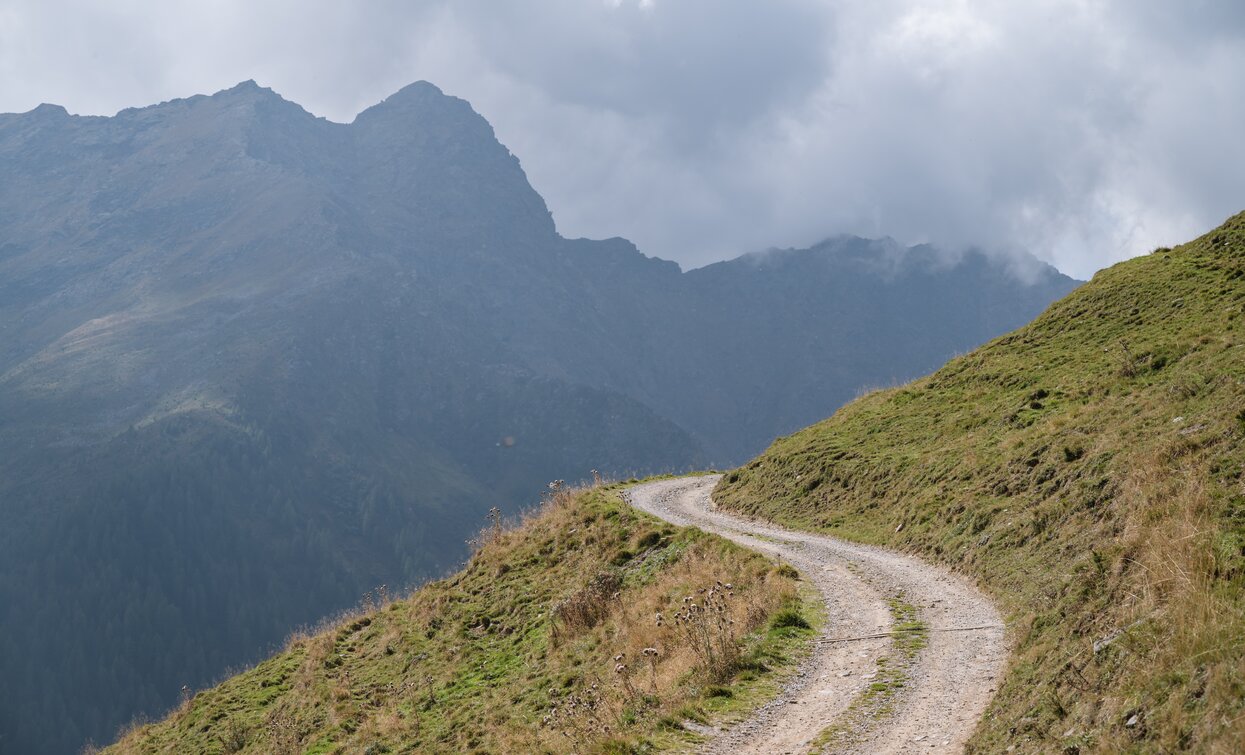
left=770, top=608, right=812, bottom=631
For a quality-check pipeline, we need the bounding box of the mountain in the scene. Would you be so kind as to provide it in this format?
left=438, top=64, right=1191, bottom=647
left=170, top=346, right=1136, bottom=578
left=715, top=213, right=1245, bottom=751
left=101, top=216, right=1245, bottom=755
left=0, top=81, right=1076, bottom=754
left=669, top=238, right=1074, bottom=461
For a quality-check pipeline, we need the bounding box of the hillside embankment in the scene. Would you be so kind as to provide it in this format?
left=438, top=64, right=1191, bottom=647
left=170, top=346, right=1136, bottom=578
left=716, top=212, right=1245, bottom=752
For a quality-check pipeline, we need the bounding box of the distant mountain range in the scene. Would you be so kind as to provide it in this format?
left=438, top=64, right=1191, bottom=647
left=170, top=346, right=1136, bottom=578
left=0, top=81, right=1078, bottom=754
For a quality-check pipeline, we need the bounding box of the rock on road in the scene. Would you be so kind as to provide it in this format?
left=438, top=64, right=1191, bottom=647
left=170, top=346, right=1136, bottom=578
left=625, top=476, right=1007, bottom=754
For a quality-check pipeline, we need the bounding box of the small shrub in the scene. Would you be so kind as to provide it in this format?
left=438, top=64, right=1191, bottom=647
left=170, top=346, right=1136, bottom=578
left=1116, top=339, right=1143, bottom=378
left=774, top=563, right=800, bottom=580
left=770, top=608, right=811, bottom=630
left=219, top=718, right=248, bottom=754
left=551, top=572, right=622, bottom=642
left=672, top=585, right=740, bottom=682
left=541, top=682, right=612, bottom=747
left=265, top=706, right=304, bottom=755
left=635, top=530, right=662, bottom=549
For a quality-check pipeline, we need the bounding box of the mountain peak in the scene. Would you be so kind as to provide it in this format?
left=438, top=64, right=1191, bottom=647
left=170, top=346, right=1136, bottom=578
left=211, top=79, right=284, bottom=101
left=27, top=102, right=69, bottom=118
left=351, top=80, right=466, bottom=125
left=389, top=80, right=445, bottom=99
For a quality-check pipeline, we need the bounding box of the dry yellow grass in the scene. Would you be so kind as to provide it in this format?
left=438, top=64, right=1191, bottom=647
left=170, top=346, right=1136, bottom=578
left=105, top=482, right=813, bottom=754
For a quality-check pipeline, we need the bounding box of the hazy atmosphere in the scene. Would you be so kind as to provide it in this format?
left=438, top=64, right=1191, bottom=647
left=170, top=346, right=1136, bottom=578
left=5, top=2, right=1245, bottom=753
left=3, top=0, right=1243, bottom=278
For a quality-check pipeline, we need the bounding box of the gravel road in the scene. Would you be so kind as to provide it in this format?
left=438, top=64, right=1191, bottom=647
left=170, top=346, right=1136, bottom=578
left=625, top=476, right=1007, bottom=755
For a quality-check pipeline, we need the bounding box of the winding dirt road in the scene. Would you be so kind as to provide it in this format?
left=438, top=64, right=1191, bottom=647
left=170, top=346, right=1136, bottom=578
left=625, top=476, right=1007, bottom=754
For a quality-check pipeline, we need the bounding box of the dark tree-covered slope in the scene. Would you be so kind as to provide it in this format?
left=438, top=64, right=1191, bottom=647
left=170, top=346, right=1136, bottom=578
left=0, top=81, right=1075, bottom=753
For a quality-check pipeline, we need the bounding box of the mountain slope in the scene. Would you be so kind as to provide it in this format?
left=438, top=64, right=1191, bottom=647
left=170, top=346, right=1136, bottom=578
left=715, top=213, right=1245, bottom=751
left=670, top=237, right=1075, bottom=461
left=0, top=81, right=1075, bottom=753
left=0, top=82, right=702, bottom=755
left=103, top=483, right=815, bottom=754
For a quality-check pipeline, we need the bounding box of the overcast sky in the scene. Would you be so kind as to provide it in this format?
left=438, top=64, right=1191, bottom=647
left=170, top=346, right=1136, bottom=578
left=2, top=0, right=1243, bottom=278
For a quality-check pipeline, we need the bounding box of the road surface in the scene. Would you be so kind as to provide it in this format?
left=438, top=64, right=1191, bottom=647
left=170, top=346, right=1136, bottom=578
left=625, top=475, right=1007, bottom=754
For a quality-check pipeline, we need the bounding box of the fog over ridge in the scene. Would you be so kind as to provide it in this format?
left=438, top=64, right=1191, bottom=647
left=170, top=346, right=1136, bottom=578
left=2, top=0, right=1243, bottom=278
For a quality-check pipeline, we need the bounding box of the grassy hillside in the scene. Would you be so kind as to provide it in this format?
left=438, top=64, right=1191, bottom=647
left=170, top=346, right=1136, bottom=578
left=715, top=212, right=1245, bottom=752
left=104, top=483, right=816, bottom=754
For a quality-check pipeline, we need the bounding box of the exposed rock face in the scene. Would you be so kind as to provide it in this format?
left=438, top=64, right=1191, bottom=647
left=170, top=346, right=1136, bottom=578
left=0, top=82, right=1078, bottom=754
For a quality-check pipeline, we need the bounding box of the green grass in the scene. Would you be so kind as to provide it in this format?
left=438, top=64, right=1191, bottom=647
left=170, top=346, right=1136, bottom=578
left=715, top=211, right=1245, bottom=752
left=105, top=483, right=817, bottom=754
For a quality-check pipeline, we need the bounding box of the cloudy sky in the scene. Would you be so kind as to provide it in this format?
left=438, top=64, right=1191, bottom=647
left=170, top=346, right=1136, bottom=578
left=2, top=0, right=1243, bottom=278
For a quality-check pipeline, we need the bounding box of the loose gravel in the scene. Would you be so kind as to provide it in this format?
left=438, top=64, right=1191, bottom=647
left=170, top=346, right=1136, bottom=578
left=625, top=476, right=1007, bottom=754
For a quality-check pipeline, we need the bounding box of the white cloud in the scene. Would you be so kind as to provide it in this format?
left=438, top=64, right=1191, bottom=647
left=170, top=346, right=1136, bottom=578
left=881, top=1, right=999, bottom=81
left=1, top=0, right=1242, bottom=278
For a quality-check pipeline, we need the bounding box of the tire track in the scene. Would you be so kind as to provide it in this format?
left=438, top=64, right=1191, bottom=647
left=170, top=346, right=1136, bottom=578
left=625, top=476, right=1007, bottom=754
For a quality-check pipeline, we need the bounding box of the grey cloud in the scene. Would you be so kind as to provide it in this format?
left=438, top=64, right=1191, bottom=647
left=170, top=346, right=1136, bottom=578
left=1, top=0, right=1243, bottom=278
left=455, top=0, right=832, bottom=138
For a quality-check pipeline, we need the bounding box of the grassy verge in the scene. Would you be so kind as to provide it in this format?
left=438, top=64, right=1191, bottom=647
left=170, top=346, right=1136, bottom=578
left=715, top=212, right=1245, bottom=752
left=665, top=575, right=826, bottom=750
left=104, top=481, right=817, bottom=754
